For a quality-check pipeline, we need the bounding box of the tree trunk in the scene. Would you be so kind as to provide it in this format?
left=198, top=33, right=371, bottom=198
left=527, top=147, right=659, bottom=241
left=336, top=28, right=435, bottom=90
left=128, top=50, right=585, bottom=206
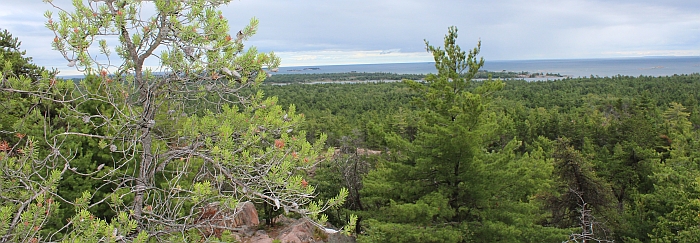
left=133, top=68, right=155, bottom=224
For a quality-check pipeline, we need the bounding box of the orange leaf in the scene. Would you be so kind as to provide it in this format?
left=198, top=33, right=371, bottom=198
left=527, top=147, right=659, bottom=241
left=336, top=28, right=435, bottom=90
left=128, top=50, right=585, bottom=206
left=274, top=139, right=285, bottom=149
left=0, top=141, right=9, bottom=151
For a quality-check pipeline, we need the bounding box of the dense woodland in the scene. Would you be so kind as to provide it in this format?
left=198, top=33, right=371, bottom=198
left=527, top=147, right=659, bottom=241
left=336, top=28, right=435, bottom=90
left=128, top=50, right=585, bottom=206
left=260, top=72, right=700, bottom=241
left=257, top=51, right=700, bottom=241
left=2, top=2, right=700, bottom=242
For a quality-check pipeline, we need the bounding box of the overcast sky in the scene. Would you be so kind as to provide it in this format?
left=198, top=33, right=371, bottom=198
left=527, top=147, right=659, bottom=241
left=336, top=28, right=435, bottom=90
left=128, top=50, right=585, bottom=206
left=1, top=0, right=699, bottom=75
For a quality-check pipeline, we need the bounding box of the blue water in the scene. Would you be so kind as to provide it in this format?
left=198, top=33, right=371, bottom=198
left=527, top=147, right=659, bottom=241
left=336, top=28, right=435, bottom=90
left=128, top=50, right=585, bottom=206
left=274, top=56, right=700, bottom=78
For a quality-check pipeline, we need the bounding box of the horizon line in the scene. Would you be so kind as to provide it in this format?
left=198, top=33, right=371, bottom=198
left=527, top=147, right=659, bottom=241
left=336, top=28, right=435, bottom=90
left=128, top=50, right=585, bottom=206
left=277, top=55, right=700, bottom=68
left=56, top=55, right=700, bottom=78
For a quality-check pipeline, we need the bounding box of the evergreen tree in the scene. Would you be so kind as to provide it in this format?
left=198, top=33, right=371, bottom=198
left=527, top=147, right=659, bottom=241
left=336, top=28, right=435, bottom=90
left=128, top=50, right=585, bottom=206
left=1, top=0, right=351, bottom=241
left=0, top=29, right=55, bottom=80
left=546, top=138, right=614, bottom=238
left=1, top=29, right=114, bottom=239
left=643, top=103, right=700, bottom=242
left=359, top=27, right=566, bottom=242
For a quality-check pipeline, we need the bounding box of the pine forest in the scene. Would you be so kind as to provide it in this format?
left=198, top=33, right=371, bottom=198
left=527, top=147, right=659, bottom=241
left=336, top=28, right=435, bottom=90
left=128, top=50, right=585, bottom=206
left=2, top=0, right=700, bottom=242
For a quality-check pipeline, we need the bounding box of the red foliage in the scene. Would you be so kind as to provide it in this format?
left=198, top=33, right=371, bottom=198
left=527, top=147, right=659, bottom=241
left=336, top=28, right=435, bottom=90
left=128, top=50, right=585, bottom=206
left=0, top=141, right=10, bottom=151
left=275, top=139, right=285, bottom=149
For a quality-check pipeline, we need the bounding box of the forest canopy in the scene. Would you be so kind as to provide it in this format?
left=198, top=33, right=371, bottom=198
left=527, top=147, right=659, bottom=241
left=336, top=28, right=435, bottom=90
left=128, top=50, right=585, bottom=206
left=2, top=2, right=700, bottom=242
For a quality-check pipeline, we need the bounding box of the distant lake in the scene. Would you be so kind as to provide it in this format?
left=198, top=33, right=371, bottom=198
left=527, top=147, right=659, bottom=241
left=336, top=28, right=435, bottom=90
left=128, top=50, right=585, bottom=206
left=274, top=56, right=700, bottom=78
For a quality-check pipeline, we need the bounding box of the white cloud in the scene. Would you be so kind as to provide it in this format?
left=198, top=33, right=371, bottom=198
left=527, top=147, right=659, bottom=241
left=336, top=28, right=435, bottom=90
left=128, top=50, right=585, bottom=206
left=602, top=49, right=700, bottom=57
left=1, top=0, right=699, bottom=71
left=276, top=50, right=432, bottom=67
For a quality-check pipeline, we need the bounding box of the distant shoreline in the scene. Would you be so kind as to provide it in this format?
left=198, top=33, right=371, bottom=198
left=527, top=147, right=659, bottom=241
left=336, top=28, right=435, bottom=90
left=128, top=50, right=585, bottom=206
left=57, top=56, right=700, bottom=79
left=270, top=56, right=700, bottom=77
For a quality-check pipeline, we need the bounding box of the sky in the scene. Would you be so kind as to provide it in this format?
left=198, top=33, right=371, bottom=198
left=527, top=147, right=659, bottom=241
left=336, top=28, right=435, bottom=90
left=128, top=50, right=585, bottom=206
left=1, top=0, right=700, bottom=75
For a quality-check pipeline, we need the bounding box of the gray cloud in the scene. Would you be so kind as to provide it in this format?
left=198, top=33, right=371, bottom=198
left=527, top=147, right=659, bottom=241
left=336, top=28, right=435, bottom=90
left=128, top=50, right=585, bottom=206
left=1, top=0, right=699, bottom=72
left=211, top=0, right=700, bottom=59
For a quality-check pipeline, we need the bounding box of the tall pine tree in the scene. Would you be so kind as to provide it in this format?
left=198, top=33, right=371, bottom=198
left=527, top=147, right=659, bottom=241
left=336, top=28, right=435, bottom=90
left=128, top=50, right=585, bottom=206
left=359, top=27, right=567, bottom=242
